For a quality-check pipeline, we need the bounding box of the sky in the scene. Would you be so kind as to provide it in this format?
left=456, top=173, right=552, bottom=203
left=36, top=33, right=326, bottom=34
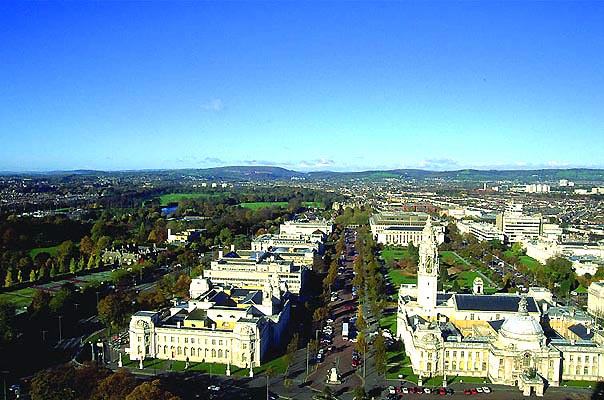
left=1, top=1, right=603, bottom=172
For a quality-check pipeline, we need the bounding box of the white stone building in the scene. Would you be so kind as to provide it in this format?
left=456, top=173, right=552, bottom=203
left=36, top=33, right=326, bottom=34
left=197, top=249, right=307, bottom=295
left=127, top=276, right=290, bottom=371
left=370, top=211, right=444, bottom=246
left=397, top=219, right=604, bottom=396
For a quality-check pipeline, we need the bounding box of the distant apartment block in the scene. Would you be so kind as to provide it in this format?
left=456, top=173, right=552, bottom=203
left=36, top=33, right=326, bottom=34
left=369, top=211, right=444, bottom=246
left=496, top=203, right=542, bottom=243
left=457, top=221, right=505, bottom=242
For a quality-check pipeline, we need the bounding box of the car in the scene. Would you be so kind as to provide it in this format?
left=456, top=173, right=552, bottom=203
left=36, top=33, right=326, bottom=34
left=326, top=317, right=334, bottom=324
left=424, top=388, right=431, bottom=394
left=402, top=387, right=409, bottom=394
left=437, top=387, right=447, bottom=395
left=208, top=385, right=221, bottom=391
left=482, top=387, right=492, bottom=393
left=388, top=386, right=396, bottom=395
left=464, top=389, right=472, bottom=395
left=471, top=388, right=478, bottom=395
left=476, top=387, right=483, bottom=393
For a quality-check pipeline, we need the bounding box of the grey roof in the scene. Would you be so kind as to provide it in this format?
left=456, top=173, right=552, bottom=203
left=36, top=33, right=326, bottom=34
left=568, top=324, right=595, bottom=340
left=454, top=294, right=539, bottom=313
left=385, top=226, right=424, bottom=231
left=487, top=319, right=505, bottom=332
left=242, top=291, right=263, bottom=305
left=437, top=293, right=453, bottom=306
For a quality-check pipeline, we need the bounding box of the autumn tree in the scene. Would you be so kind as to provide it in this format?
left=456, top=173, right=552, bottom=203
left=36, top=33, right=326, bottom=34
left=91, top=369, right=138, bottom=400
left=125, top=379, right=180, bottom=400
left=98, top=293, right=130, bottom=331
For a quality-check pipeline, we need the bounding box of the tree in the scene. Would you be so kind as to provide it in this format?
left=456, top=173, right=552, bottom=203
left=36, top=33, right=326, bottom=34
left=91, top=369, right=138, bottom=400
left=30, top=365, right=77, bottom=400
left=80, top=235, right=94, bottom=257
left=30, top=290, right=51, bottom=316
left=355, top=332, right=368, bottom=355
left=4, top=267, right=13, bottom=287
left=373, top=331, right=387, bottom=375
left=353, top=386, right=368, bottom=400
left=69, top=258, right=77, bottom=274
left=125, top=379, right=180, bottom=400
left=98, top=294, right=130, bottom=331
left=173, top=274, right=192, bottom=298
left=355, top=307, right=367, bottom=331
left=0, top=299, right=16, bottom=346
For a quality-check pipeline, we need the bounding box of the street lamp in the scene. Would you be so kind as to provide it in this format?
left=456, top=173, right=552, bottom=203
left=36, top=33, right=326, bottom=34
left=58, top=315, right=63, bottom=342
left=1, top=370, right=8, bottom=400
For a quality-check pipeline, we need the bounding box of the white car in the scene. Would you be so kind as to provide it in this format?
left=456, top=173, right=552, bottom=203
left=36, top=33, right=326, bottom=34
left=476, top=387, right=483, bottom=393
left=208, top=385, right=221, bottom=391
left=482, top=386, right=492, bottom=393
left=388, top=386, right=396, bottom=394
left=424, top=388, right=431, bottom=394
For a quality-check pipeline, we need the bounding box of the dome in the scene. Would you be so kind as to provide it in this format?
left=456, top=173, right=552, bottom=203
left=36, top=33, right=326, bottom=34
left=498, top=296, right=544, bottom=350
left=500, top=314, right=544, bottom=338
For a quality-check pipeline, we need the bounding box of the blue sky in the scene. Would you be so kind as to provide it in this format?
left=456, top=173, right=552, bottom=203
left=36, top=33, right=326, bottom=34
left=1, top=1, right=603, bottom=172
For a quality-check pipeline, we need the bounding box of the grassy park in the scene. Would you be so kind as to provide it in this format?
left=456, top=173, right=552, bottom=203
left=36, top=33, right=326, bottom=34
left=159, top=192, right=229, bottom=205
left=30, top=245, right=60, bottom=258
left=240, top=201, right=321, bottom=210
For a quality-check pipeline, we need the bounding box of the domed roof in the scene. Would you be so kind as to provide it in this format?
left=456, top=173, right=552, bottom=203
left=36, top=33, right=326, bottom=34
left=499, top=296, right=544, bottom=340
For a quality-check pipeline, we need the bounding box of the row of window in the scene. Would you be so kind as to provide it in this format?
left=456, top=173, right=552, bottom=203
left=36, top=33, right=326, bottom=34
left=143, top=335, right=253, bottom=349
left=444, top=360, right=487, bottom=371
left=444, top=350, right=484, bottom=360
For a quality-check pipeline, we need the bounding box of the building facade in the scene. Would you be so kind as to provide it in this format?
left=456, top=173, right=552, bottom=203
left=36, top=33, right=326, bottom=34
left=397, top=219, right=604, bottom=396
left=128, top=276, right=290, bottom=370
left=370, top=211, right=444, bottom=246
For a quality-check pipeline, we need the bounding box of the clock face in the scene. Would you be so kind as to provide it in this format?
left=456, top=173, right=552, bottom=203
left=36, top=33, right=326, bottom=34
left=426, top=266, right=432, bottom=274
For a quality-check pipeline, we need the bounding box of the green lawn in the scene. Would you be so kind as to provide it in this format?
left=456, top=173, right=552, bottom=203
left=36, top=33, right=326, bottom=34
left=159, top=192, right=228, bottom=205
left=0, top=287, right=38, bottom=308
left=381, top=249, right=411, bottom=262
left=519, top=255, right=541, bottom=269
left=240, top=201, right=321, bottom=210
left=387, top=269, right=417, bottom=285
left=561, top=380, right=597, bottom=387
left=121, top=353, right=289, bottom=375
left=30, top=245, right=60, bottom=258
left=380, top=313, right=398, bottom=335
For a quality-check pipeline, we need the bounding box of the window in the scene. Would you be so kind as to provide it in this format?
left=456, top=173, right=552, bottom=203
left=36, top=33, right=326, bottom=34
left=191, top=338, right=195, bottom=344
left=584, top=367, right=589, bottom=375
left=445, top=351, right=449, bottom=358
left=482, top=362, right=487, bottom=370
left=212, top=339, right=216, bottom=345
left=177, top=347, right=182, bottom=355
left=219, top=340, right=223, bottom=345
left=461, top=351, right=464, bottom=358
left=185, top=338, right=188, bottom=344
left=243, top=343, right=247, bottom=349
left=171, top=337, right=175, bottom=343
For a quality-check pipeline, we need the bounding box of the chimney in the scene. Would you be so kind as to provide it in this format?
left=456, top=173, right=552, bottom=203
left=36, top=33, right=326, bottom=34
left=231, top=244, right=235, bottom=252
left=219, top=250, right=223, bottom=259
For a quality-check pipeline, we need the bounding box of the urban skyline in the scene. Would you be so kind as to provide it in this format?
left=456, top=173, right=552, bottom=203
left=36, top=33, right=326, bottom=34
left=1, top=1, right=603, bottom=172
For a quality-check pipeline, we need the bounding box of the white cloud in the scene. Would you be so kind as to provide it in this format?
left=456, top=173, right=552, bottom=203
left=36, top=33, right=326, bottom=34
left=201, top=98, right=223, bottom=112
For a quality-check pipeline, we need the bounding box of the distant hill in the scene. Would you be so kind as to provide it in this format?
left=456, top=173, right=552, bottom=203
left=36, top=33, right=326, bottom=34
left=2, top=166, right=604, bottom=182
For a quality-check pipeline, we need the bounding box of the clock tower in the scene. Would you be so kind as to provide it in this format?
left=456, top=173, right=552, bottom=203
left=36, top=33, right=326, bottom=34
left=417, top=218, right=439, bottom=317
